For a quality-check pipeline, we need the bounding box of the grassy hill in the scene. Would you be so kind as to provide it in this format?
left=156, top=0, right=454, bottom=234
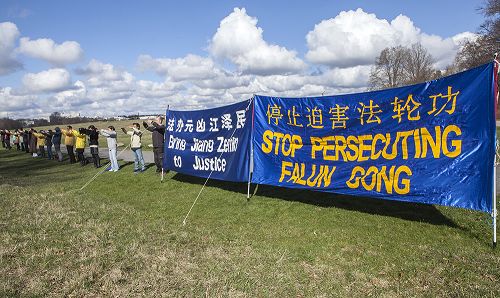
left=0, top=149, right=499, bottom=296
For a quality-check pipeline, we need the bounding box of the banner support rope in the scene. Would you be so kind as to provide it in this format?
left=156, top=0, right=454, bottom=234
left=183, top=98, right=254, bottom=226
left=76, top=143, right=131, bottom=192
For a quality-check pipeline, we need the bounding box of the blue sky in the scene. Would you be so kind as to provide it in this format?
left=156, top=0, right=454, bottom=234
left=0, top=0, right=487, bottom=118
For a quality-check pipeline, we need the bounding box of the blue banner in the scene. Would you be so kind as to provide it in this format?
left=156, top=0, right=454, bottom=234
left=251, top=63, right=496, bottom=212
left=164, top=100, right=252, bottom=182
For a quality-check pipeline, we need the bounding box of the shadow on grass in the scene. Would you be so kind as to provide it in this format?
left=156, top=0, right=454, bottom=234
left=0, top=150, right=86, bottom=185
left=118, top=161, right=134, bottom=169
left=171, top=173, right=458, bottom=228
left=0, top=150, right=458, bottom=228
left=118, top=161, right=155, bottom=171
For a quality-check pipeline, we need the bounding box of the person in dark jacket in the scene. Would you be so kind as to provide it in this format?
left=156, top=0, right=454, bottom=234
left=4, top=130, right=11, bottom=150
left=42, top=130, right=54, bottom=160
left=52, top=127, right=63, bottom=162
left=23, top=130, right=29, bottom=153
left=143, top=116, right=165, bottom=173
left=1, top=130, right=5, bottom=148
left=83, top=125, right=100, bottom=168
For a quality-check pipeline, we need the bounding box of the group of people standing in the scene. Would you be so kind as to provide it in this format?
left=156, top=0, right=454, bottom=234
left=0, top=116, right=166, bottom=174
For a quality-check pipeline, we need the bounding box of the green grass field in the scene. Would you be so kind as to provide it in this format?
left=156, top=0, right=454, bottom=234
left=1, top=149, right=499, bottom=296
left=32, top=119, right=155, bottom=150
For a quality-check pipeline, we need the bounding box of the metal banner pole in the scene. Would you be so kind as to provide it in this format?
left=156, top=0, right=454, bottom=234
left=493, top=57, right=499, bottom=248
left=493, top=162, right=497, bottom=248
left=161, top=105, right=169, bottom=183
left=247, top=96, right=255, bottom=201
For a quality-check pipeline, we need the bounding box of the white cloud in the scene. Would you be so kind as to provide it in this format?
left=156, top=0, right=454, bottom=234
left=420, top=32, right=478, bottom=68
left=0, top=87, right=37, bottom=114
left=3, top=8, right=479, bottom=119
left=77, top=59, right=133, bottom=87
left=209, top=7, right=306, bottom=75
left=137, top=54, right=221, bottom=81
left=22, top=68, right=72, bottom=93
left=315, top=65, right=371, bottom=88
left=135, top=80, right=185, bottom=98
left=306, top=8, right=475, bottom=69
left=53, top=81, right=91, bottom=107
left=0, top=22, right=22, bottom=75
left=19, top=37, right=83, bottom=65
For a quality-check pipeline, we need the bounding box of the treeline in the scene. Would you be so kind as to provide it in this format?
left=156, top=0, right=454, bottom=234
left=0, top=118, right=55, bottom=129
left=0, top=118, right=24, bottom=130
left=0, top=112, right=103, bottom=130
left=0, top=111, right=157, bottom=130
left=369, top=0, right=499, bottom=90
left=48, top=112, right=103, bottom=125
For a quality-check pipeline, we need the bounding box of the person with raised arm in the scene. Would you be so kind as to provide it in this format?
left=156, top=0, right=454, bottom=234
left=121, top=123, right=145, bottom=173
left=12, top=130, right=20, bottom=151
left=52, top=127, right=63, bottom=162
left=41, top=129, right=54, bottom=160
left=0, top=130, right=5, bottom=149
left=82, top=125, right=100, bottom=168
left=32, top=130, right=46, bottom=157
left=100, top=126, right=119, bottom=172
left=143, top=116, right=165, bottom=173
left=3, top=130, right=11, bottom=150
left=28, top=129, right=37, bottom=157
left=61, top=126, right=76, bottom=163
left=23, top=129, right=29, bottom=153
left=73, top=127, right=88, bottom=166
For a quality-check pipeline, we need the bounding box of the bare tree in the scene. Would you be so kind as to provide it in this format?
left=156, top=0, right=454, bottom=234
left=454, top=36, right=496, bottom=71
left=369, top=46, right=408, bottom=90
left=405, top=43, right=434, bottom=84
left=369, top=43, right=435, bottom=90
left=453, top=0, right=499, bottom=72
left=479, top=0, right=500, bottom=37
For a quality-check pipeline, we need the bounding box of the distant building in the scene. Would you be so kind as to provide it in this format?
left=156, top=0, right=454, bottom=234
left=114, top=116, right=127, bottom=121
left=21, top=120, right=35, bottom=126
left=139, top=115, right=157, bottom=120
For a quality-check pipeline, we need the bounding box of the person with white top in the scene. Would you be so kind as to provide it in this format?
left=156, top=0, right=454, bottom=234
left=100, top=126, right=119, bottom=172
left=121, top=123, right=145, bottom=173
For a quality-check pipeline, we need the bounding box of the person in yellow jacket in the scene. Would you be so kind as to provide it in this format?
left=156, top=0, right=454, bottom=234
left=61, top=126, right=76, bottom=163
left=32, top=130, right=46, bottom=158
left=72, top=128, right=88, bottom=166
